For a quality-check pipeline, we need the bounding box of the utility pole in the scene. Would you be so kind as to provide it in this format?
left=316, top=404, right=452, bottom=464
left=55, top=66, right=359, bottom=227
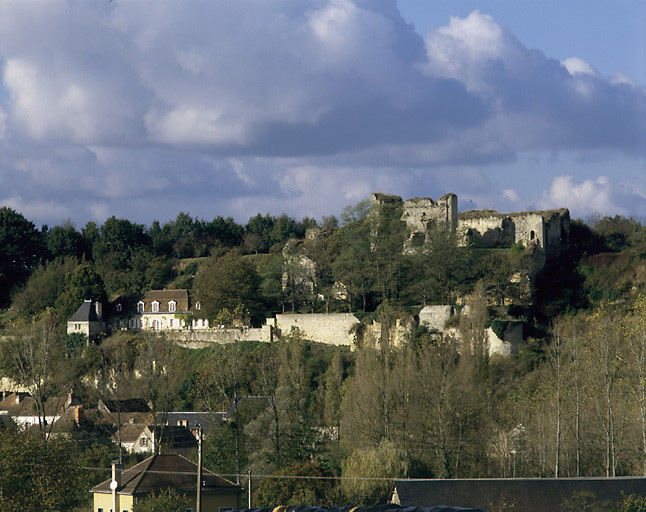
left=196, top=424, right=202, bottom=512
left=248, top=470, right=252, bottom=509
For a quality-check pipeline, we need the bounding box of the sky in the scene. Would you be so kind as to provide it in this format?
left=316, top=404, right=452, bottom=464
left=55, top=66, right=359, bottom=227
left=0, top=0, right=644, bottom=229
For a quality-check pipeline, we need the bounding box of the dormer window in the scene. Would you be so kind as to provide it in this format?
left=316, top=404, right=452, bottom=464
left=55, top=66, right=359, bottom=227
left=195, top=302, right=201, bottom=310
left=152, top=301, right=159, bottom=313
left=168, top=300, right=176, bottom=313
left=116, top=304, right=122, bottom=312
left=137, top=301, right=145, bottom=314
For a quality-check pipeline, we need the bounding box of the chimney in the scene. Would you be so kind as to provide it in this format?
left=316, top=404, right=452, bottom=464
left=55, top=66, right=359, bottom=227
left=66, top=388, right=74, bottom=408
left=74, top=405, right=83, bottom=425
left=95, top=301, right=103, bottom=319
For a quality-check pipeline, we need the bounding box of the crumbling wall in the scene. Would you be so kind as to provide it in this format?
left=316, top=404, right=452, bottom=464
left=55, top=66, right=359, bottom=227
left=360, top=317, right=414, bottom=349
left=168, top=325, right=272, bottom=348
left=274, top=313, right=359, bottom=346
left=457, top=211, right=516, bottom=248
left=419, top=305, right=455, bottom=332
left=401, top=193, right=458, bottom=250
left=543, top=209, right=571, bottom=258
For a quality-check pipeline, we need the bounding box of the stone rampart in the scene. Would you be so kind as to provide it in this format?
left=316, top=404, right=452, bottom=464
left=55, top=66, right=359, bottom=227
left=274, top=313, right=359, bottom=346
left=168, top=326, right=271, bottom=348
left=401, top=193, right=458, bottom=250
left=419, top=305, right=456, bottom=332
left=360, top=318, right=414, bottom=349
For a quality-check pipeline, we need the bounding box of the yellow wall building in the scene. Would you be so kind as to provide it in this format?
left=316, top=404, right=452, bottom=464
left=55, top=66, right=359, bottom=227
left=91, top=454, right=242, bottom=512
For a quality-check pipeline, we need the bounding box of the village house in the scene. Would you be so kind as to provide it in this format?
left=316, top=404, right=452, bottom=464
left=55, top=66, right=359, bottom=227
left=109, top=289, right=209, bottom=331
left=91, top=455, right=242, bottom=512
left=114, top=424, right=197, bottom=458
left=0, top=389, right=82, bottom=431
left=67, top=289, right=210, bottom=340
left=67, top=299, right=105, bottom=340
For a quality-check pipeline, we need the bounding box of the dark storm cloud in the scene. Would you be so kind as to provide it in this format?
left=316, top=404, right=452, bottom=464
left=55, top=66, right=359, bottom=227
left=0, top=1, right=644, bottom=225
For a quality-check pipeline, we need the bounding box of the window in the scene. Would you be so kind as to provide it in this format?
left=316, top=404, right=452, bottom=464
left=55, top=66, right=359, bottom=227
left=168, top=300, right=176, bottom=313
left=152, top=301, right=159, bottom=313
left=98, top=508, right=103, bottom=512
left=116, top=304, right=122, bottom=312
left=195, top=302, right=201, bottom=310
left=185, top=508, right=193, bottom=512
left=140, top=437, right=147, bottom=447
left=75, top=323, right=81, bottom=330
left=152, top=320, right=160, bottom=330
left=137, top=301, right=144, bottom=313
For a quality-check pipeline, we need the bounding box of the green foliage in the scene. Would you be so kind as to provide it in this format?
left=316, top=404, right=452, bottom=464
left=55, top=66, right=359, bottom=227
left=132, top=488, right=191, bottom=512
left=66, top=332, right=87, bottom=357
left=340, top=440, right=409, bottom=505
left=193, top=251, right=262, bottom=325
left=46, top=220, right=87, bottom=260
left=55, top=262, right=107, bottom=321
left=11, top=256, right=78, bottom=317
left=254, top=462, right=336, bottom=507
left=0, top=430, right=87, bottom=512
left=614, top=494, right=646, bottom=512
left=0, top=207, right=46, bottom=307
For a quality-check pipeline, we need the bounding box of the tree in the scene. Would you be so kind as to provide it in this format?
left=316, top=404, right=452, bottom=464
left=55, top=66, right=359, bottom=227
left=96, top=333, right=139, bottom=463
left=0, top=312, right=67, bottom=447
left=11, top=256, right=78, bottom=318
left=330, top=203, right=373, bottom=312
left=0, top=207, right=46, bottom=306
left=340, top=439, right=409, bottom=505
left=197, top=342, right=250, bottom=482
left=136, top=334, right=183, bottom=455
left=246, top=334, right=313, bottom=472
left=193, top=251, right=262, bottom=325
left=54, top=262, right=107, bottom=322
left=460, top=282, right=490, bottom=381
left=254, top=462, right=336, bottom=507
left=46, top=220, right=87, bottom=260
left=0, top=429, right=87, bottom=512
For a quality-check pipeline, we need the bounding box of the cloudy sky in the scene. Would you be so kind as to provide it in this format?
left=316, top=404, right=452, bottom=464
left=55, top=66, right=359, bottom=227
left=1, top=0, right=645, bottom=228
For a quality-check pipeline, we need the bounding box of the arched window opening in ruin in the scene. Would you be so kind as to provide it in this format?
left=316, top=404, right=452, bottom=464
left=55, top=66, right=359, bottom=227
left=530, top=230, right=535, bottom=240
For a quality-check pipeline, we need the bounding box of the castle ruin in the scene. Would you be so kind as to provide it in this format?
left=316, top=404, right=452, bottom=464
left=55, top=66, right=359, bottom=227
left=370, top=192, right=570, bottom=268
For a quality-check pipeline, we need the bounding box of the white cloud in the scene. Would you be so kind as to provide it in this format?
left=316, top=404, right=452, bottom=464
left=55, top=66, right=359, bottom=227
left=0, top=2, right=644, bottom=226
left=538, top=175, right=632, bottom=218
left=562, top=57, right=597, bottom=76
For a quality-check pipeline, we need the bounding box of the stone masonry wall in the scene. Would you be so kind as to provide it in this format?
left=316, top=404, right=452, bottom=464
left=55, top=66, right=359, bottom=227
left=274, top=313, right=359, bottom=346
left=167, top=326, right=271, bottom=349
left=401, top=193, right=458, bottom=250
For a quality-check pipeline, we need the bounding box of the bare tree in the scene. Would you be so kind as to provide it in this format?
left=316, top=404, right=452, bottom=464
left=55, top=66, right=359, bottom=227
left=2, top=312, right=67, bottom=448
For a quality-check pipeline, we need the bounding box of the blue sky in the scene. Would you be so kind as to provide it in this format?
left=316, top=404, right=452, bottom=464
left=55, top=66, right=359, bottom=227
left=0, top=0, right=644, bottom=228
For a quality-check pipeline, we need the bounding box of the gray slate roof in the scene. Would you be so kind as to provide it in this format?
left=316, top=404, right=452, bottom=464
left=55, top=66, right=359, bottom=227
left=91, top=453, right=241, bottom=496
left=69, top=300, right=100, bottom=322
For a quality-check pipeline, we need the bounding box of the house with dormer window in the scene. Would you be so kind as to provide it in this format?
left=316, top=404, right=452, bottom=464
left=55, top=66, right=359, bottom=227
left=108, top=289, right=209, bottom=332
